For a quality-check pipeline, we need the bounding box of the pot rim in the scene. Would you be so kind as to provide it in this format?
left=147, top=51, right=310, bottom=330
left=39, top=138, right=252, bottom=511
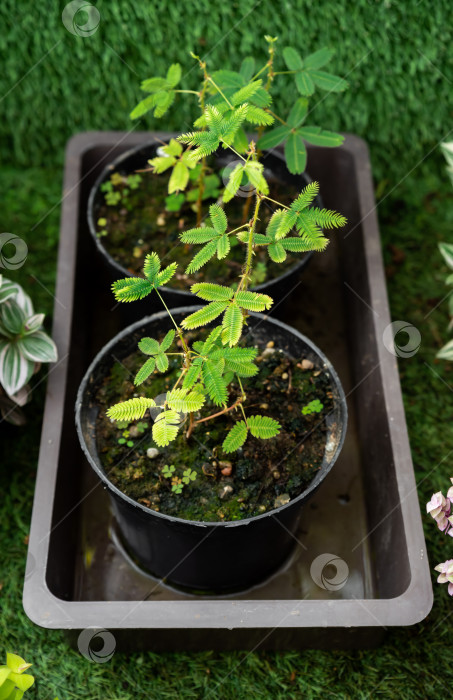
left=86, top=138, right=315, bottom=294
left=75, top=306, right=348, bottom=528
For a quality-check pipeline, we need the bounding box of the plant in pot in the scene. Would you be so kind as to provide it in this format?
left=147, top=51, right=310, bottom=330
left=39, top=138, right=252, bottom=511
left=87, top=37, right=347, bottom=308
left=76, top=94, right=348, bottom=593
left=0, top=276, right=58, bottom=426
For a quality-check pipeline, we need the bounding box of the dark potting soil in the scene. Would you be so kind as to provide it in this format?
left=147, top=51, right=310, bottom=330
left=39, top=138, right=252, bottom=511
left=94, top=334, right=335, bottom=523
left=95, top=165, right=303, bottom=288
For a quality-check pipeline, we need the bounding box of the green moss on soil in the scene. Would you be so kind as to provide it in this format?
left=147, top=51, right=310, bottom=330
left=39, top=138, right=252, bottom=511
left=95, top=337, right=334, bottom=522
left=95, top=164, right=304, bottom=287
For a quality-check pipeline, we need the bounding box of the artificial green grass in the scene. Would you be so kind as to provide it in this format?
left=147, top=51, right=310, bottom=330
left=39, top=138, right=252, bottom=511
left=1, top=3, right=453, bottom=697
left=1, top=0, right=452, bottom=185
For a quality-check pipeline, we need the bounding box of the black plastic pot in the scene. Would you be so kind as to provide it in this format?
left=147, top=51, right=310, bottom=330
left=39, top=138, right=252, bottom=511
left=86, top=139, right=322, bottom=314
left=75, top=307, right=347, bottom=594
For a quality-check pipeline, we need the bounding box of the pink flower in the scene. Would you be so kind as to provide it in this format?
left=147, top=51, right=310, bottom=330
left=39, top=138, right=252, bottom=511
left=434, top=560, right=453, bottom=596
left=426, top=491, right=452, bottom=533
left=447, top=478, right=453, bottom=501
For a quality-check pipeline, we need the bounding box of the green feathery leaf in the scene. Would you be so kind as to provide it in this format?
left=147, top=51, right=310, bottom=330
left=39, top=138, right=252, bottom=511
left=166, top=63, right=182, bottom=87
left=182, top=360, right=203, bottom=391
left=209, top=203, right=228, bottom=233
left=130, top=92, right=170, bottom=120
left=217, top=234, right=230, bottom=259
left=134, top=357, right=156, bottom=385
left=247, top=415, right=281, bottom=439
left=163, top=139, right=183, bottom=157
left=231, top=80, right=263, bottom=106
left=303, top=207, right=347, bottom=229
left=221, top=303, right=243, bottom=347
left=143, top=252, right=161, bottom=282
left=224, top=358, right=258, bottom=377
left=148, top=155, right=176, bottom=173
left=202, top=360, right=228, bottom=406
left=244, top=161, right=269, bottom=194
left=167, top=388, right=205, bottom=413
left=112, top=277, right=153, bottom=303
left=223, top=421, right=248, bottom=453
left=244, top=105, right=274, bottom=126
left=223, top=163, right=244, bottom=203
left=220, top=104, right=248, bottom=144
left=236, top=231, right=271, bottom=246
left=185, top=240, right=218, bottom=274
left=181, top=301, right=229, bottom=329
left=266, top=210, right=288, bottom=241
left=140, top=77, right=168, bottom=93
left=204, top=105, right=224, bottom=135
left=169, top=161, right=189, bottom=193
left=296, top=217, right=329, bottom=251
left=290, top=182, right=320, bottom=212
left=281, top=238, right=320, bottom=252
left=107, top=397, right=156, bottom=422
left=152, top=410, right=180, bottom=446
left=180, top=227, right=217, bottom=244
left=235, top=291, right=273, bottom=312
left=220, top=346, right=258, bottom=363
left=191, top=283, right=234, bottom=302
left=178, top=130, right=220, bottom=160
left=156, top=263, right=178, bottom=287
left=138, top=337, right=160, bottom=355
left=201, top=326, right=223, bottom=353
left=268, top=241, right=287, bottom=263
left=155, top=352, right=169, bottom=372
left=160, top=329, right=176, bottom=352
left=234, top=127, right=249, bottom=153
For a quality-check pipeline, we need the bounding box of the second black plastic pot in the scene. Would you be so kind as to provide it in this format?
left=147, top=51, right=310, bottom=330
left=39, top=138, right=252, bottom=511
left=87, top=140, right=322, bottom=319
left=75, top=308, right=347, bottom=593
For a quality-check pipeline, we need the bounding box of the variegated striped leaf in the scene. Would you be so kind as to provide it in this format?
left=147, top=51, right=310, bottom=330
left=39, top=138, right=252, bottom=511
left=0, top=343, right=35, bottom=396
left=17, top=331, right=58, bottom=363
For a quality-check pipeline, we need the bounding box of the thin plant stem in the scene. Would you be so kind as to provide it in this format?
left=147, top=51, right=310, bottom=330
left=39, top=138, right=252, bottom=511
left=262, top=195, right=290, bottom=210
left=195, top=78, right=209, bottom=226
left=236, top=194, right=262, bottom=294
left=251, top=62, right=270, bottom=82
left=265, top=109, right=287, bottom=126
left=191, top=397, right=243, bottom=428
left=155, top=289, right=189, bottom=355
left=208, top=76, right=234, bottom=109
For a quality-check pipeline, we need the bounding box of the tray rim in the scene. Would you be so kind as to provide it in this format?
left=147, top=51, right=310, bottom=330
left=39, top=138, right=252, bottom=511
left=22, top=130, right=433, bottom=632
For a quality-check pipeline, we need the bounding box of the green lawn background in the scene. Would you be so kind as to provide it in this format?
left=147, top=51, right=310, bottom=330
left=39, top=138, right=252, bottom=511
left=1, top=1, right=453, bottom=698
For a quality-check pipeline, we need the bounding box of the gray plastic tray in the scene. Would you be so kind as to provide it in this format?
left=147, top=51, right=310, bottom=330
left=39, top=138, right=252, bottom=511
left=22, top=132, right=433, bottom=650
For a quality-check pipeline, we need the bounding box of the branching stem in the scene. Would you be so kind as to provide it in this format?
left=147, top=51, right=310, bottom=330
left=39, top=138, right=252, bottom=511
left=188, top=397, right=243, bottom=436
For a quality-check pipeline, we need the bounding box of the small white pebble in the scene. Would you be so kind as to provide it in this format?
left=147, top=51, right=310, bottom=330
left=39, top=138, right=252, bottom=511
left=274, top=493, right=290, bottom=508
left=219, top=485, right=234, bottom=500
left=301, top=359, right=314, bottom=370
left=325, top=440, right=336, bottom=453
left=147, top=448, right=160, bottom=459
